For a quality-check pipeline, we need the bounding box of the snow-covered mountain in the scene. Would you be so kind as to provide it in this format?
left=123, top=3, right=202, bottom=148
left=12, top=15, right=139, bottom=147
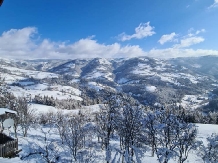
left=1, top=56, right=218, bottom=110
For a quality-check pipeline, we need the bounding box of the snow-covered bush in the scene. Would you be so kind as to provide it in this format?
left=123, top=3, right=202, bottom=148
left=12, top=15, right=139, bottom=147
left=201, top=133, right=218, bottom=163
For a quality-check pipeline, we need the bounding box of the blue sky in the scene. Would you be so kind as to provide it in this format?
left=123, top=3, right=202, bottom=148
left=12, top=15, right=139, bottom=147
left=0, top=0, right=218, bottom=59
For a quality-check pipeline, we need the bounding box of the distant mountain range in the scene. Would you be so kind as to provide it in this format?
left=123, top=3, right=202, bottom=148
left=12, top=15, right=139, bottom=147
left=1, top=55, right=218, bottom=110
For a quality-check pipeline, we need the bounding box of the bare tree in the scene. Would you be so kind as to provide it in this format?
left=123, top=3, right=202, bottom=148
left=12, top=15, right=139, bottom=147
left=200, top=133, right=218, bottom=163
left=117, top=98, right=144, bottom=163
left=175, top=123, right=198, bottom=163
left=144, top=110, right=159, bottom=157
left=155, top=109, right=178, bottom=163
left=58, top=112, right=85, bottom=162
left=95, top=93, right=122, bottom=163
left=149, top=108, right=198, bottom=163
left=21, top=127, right=61, bottom=163
left=0, top=75, right=16, bottom=108
left=9, top=97, right=35, bottom=137
left=56, top=111, right=66, bottom=144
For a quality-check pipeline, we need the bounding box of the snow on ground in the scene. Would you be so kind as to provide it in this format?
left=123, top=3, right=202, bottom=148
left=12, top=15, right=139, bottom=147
left=34, top=72, right=59, bottom=79
left=212, top=83, right=218, bottom=87
left=70, top=79, right=80, bottom=83
left=82, top=104, right=105, bottom=113
left=131, top=62, right=174, bottom=77
left=25, top=84, right=48, bottom=90
left=132, top=68, right=156, bottom=76
left=96, top=66, right=107, bottom=71
left=180, top=95, right=208, bottom=109
left=9, top=86, right=83, bottom=101
left=88, top=82, right=116, bottom=92
left=0, top=157, right=23, bottom=163
left=1, top=123, right=218, bottom=163
left=197, top=123, right=218, bottom=145
left=157, top=72, right=206, bottom=85
left=192, top=64, right=201, bottom=68
left=117, top=78, right=140, bottom=85
left=49, top=85, right=81, bottom=96
left=132, top=63, right=156, bottom=76
left=16, top=81, right=35, bottom=86
left=130, top=62, right=204, bottom=86
left=139, top=57, right=149, bottom=62
left=146, top=85, right=157, bottom=93
left=0, top=73, right=27, bottom=84
left=64, top=71, right=80, bottom=77
left=157, top=73, right=180, bottom=85
left=85, top=71, right=113, bottom=81
left=2, top=66, right=59, bottom=79
left=0, top=108, right=17, bottom=115
left=98, top=58, right=111, bottom=65
left=30, top=104, right=57, bottom=114
left=30, top=104, right=78, bottom=115
left=156, top=72, right=201, bottom=85
left=88, top=82, right=104, bottom=91
left=104, top=73, right=114, bottom=81
left=154, top=65, right=166, bottom=71
left=88, top=71, right=104, bottom=79
left=30, top=103, right=103, bottom=115
left=4, top=72, right=82, bottom=100
left=178, top=73, right=200, bottom=84
left=65, top=63, right=75, bottom=68
left=117, top=78, right=128, bottom=84
left=32, top=103, right=104, bottom=116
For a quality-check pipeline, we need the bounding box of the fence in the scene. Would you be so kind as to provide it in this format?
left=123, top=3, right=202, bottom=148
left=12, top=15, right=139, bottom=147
left=0, top=138, right=18, bottom=157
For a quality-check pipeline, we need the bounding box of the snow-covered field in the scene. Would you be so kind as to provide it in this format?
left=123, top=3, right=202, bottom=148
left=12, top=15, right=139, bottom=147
left=179, top=94, right=208, bottom=109
left=85, top=71, right=113, bottom=81
left=146, top=85, right=157, bottom=93
left=30, top=103, right=102, bottom=115
left=1, top=123, right=217, bottom=163
left=9, top=85, right=82, bottom=101
left=130, top=62, right=206, bottom=86
left=88, top=81, right=116, bottom=92
left=2, top=66, right=59, bottom=80
left=0, top=65, right=82, bottom=101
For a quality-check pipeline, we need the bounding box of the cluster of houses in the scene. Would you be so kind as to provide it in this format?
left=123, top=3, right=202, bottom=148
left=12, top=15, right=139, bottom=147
left=0, top=108, right=18, bottom=158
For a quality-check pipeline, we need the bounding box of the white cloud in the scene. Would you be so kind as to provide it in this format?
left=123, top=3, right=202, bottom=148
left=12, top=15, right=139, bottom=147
left=172, top=28, right=205, bottom=48
left=0, top=27, right=37, bottom=52
left=56, top=38, right=146, bottom=58
left=209, top=0, right=218, bottom=8
left=118, top=22, right=155, bottom=41
left=158, top=32, right=177, bottom=45
left=173, top=36, right=204, bottom=48
left=187, top=28, right=205, bottom=37
left=0, top=27, right=146, bottom=59
left=195, top=29, right=205, bottom=35
left=148, top=48, right=218, bottom=59
left=0, top=27, right=218, bottom=60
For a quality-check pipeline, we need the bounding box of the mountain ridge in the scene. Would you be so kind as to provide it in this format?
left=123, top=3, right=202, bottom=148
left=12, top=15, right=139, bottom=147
left=0, top=55, right=218, bottom=110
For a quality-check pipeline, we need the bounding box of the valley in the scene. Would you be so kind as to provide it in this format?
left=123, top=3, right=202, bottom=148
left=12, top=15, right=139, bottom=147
left=1, top=56, right=218, bottom=111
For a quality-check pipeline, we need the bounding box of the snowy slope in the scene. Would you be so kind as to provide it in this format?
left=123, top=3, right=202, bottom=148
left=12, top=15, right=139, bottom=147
left=1, top=56, right=218, bottom=108
left=1, top=123, right=217, bottom=163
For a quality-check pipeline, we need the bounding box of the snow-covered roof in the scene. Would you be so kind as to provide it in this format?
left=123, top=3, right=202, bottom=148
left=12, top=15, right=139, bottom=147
left=0, top=108, right=17, bottom=116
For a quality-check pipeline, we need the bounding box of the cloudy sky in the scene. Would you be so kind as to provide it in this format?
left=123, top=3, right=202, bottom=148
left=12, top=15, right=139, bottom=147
left=0, top=0, right=218, bottom=59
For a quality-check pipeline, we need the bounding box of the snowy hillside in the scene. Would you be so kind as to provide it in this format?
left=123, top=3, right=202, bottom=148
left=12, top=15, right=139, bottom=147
left=0, top=56, right=218, bottom=110
left=1, top=114, right=218, bottom=163
left=1, top=101, right=218, bottom=163
left=1, top=56, right=218, bottom=162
